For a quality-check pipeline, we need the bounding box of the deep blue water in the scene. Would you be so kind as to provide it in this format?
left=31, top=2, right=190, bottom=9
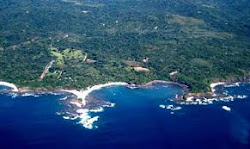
left=0, top=83, right=249, bottom=149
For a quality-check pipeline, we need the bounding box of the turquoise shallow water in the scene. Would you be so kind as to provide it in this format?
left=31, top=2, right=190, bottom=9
left=0, top=83, right=249, bottom=149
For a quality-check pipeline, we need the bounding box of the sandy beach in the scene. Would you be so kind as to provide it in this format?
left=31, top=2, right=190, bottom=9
left=210, top=82, right=225, bottom=93
left=63, top=82, right=128, bottom=107
left=0, top=81, right=19, bottom=92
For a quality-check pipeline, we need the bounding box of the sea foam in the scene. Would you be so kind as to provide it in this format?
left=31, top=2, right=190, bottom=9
left=159, top=104, right=182, bottom=111
left=21, top=93, right=40, bottom=97
left=64, top=103, right=115, bottom=129
left=235, top=95, right=247, bottom=99
left=222, top=106, right=231, bottom=111
left=224, top=82, right=240, bottom=88
left=76, top=109, right=100, bottom=129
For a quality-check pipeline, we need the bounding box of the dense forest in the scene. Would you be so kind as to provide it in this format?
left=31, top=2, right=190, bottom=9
left=0, top=0, right=249, bottom=92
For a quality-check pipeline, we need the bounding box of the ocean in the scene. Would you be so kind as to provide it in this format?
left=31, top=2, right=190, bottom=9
left=0, top=83, right=249, bottom=149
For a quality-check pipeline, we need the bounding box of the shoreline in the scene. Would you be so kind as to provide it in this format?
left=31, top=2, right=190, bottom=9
left=182, top=75, right=250, bottom=102
left=0, top=80, right=188, bottom=109
left=139, top=80, right=189, bottom=91
left=1, top=77, right=249, bottom=106
left=183, top=80, right=250, bottom=104
left=1, top=79, right=249, bottom=129
left=210, top=82, right=226, bottom=94
left=0, top=81, right=19, bottom=92
left=61, top=82, right=128, bottom=107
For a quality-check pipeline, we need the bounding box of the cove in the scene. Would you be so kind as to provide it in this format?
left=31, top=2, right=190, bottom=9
left=0, top=83, right=249, bottom=149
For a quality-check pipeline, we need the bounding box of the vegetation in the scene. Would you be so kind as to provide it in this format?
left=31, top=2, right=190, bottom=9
left=0, top=0, right=249, bottom=92
left=49, top=47, right=85, bottom=68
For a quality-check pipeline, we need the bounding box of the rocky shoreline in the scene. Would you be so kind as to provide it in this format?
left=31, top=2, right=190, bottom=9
left=1, top=76, right=249, bottom=108
left=140, top=80, right=189, bottom=90
left=180, top=76, right=250, bottom=104
left=1, top=78, right=249, bottom=129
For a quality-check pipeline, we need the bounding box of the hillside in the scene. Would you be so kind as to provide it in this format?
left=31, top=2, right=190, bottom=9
left=0, top=0, right=249, bottom=92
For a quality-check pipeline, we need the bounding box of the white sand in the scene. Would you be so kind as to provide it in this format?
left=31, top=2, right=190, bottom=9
left=63, top=82, right=128, bottom=129
left=64, top=90, right=87, bottom=106
left=0, top=81, right=18, bottom=92
left=64, top=82, right=128, bottom=106
left=210, top=82, right=225, bottom=93
left=80, top=82, right=128, bottom=100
